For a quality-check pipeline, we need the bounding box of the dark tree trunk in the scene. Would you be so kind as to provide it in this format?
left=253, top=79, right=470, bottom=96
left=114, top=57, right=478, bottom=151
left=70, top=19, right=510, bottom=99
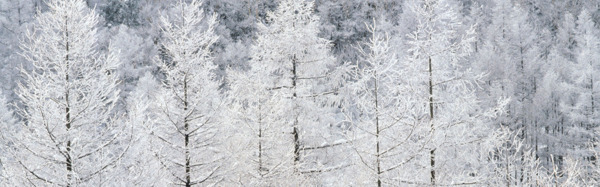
left=184, top=79, right=191, bottom=187
left=428, top=55, right=436, bottom=186
left=291, top=54, right=300, bottom=173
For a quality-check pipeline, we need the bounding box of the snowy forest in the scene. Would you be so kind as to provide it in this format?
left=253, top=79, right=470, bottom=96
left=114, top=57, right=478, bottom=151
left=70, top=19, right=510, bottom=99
left=1, top=0, right=600, bottom=186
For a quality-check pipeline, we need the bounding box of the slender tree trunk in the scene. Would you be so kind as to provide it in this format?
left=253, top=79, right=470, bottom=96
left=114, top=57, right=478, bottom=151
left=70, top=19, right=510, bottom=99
left=258, top=104, right=265, bottom=177
left=66, top=81, right=72, bottom=187
left=179, top=9, right=192, bottom=186
left=590, top=70, right=594, bottom=128
left=64, top=21, right=73, bottom=187
left=293, top=122, right=299, bottom=172
left=184, top=78, right=191, bottom=187
left=374, top=70, right=382, bottom=187
left=291, top=54, right=300, bottom=173
left=17, top=1, right=22, bottom=25
left=506, top=153, right=510, bottom=187
left=519, top=45, right=526, bottom=183
left=428, top=55, right=435, bottom=186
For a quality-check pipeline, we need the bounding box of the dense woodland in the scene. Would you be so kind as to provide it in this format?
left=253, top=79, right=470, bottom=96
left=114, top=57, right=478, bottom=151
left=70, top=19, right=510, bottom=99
left=1, top=0, right=600, bottom=186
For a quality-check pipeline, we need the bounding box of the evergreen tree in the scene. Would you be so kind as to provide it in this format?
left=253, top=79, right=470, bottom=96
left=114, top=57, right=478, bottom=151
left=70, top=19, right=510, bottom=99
left=401, top=0, right=501, bottom=185
left=344, top=21, right=425, bottom=186
left=232, top=0, right=348, bottom=184
left=150, top=1, right=223, bottom=186
left=561, top=9, right=600, bottom=164
left=8, top=0, right=129, bottom=185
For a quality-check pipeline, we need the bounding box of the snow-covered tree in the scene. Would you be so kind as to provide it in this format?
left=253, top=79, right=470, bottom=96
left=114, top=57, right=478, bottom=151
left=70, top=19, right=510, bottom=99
left=113, top=72, right=165, bottom=186
left=226, top=67, right=294, bottom=185
left=559, top=9, right=600, bottom=168
left=531, top=48, right=573, bottom=164
left=400, top=0, right=502, bottom=185
left=483, top=1, right=541, bottom=133
left=556, top=12, right=577, bottom=61
left=7, top=0, right=129, bottom=186
left=230, top=0, right=349, bottom=185
left=344, top=21, right=426, bottom=186
left=475, top=0, right=558, bottom=169
left=149, top=0, right=223, bottom=186
left=564, top=9, right=600, bottom=129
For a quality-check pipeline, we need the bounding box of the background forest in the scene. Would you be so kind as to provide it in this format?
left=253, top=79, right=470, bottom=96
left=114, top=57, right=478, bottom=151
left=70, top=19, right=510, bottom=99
left=1, top=0, right=600, bottom=186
